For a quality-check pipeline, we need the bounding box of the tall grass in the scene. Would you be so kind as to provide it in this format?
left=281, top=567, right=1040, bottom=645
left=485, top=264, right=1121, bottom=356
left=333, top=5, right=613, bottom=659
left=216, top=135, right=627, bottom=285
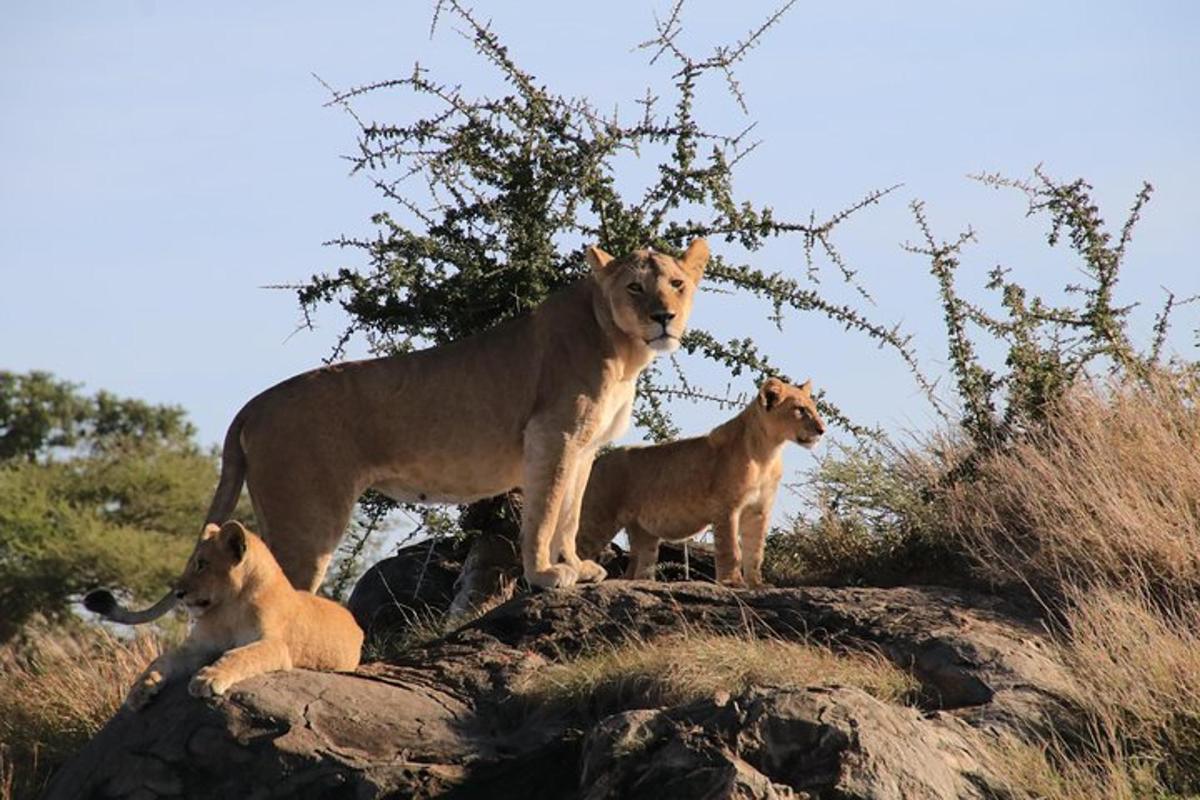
left=944, top=370, right=1200, bottom=599
left=0, top=627, right=164, bottom=800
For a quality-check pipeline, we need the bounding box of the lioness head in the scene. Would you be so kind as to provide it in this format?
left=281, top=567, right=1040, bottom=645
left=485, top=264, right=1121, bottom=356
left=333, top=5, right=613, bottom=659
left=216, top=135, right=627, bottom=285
left=756, top=377, right=826, bottom=449
left=174, top=521, right=252, bottom=616
left=586, top=239, right=709, bottom=354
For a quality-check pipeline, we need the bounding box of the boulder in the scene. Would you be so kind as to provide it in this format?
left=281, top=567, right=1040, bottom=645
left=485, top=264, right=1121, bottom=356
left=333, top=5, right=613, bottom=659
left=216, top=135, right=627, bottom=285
left=45, top=582, right=1071, bottom=799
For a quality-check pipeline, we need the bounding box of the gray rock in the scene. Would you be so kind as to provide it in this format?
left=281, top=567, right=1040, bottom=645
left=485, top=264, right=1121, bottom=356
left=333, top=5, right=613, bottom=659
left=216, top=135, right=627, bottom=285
left=45, top=582, right=1070, bottom=799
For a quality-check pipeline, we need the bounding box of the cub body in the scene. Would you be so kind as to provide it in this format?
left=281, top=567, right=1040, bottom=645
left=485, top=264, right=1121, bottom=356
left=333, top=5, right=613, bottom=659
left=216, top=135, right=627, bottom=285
left=576, top=378, right=825, bottom=588
left=124, top=521, right=363, bottom=711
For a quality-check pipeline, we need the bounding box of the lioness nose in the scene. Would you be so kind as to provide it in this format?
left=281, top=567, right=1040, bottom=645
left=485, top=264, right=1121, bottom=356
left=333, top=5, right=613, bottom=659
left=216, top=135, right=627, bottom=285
left=815, top=419, right=826, bottom=434
left=174, top=588, right=187, bottom=599
left=651, top=311, right=675, bottom=326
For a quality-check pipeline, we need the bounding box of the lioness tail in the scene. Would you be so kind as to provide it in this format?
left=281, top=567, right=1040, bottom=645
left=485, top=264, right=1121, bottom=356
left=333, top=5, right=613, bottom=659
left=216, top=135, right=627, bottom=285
left=83, top=588, right=178, bottom=625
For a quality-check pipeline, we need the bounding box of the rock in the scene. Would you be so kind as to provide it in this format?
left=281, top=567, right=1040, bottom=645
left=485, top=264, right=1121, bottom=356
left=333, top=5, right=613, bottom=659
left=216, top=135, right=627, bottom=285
left=347, top=536, right=464, bottom=639
left=45, top=582, right=1072, bottom=799
left=581, top=687, right=1000, bottom=800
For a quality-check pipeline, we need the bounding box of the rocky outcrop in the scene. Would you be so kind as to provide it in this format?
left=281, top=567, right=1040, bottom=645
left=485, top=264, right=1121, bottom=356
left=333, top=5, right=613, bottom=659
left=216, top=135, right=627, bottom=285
left=45, top=582, right=1072, bottom=799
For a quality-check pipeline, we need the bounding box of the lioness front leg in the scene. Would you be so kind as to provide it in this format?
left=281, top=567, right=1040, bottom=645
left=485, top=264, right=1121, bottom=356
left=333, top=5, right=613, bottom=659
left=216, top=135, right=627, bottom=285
left=554, top=451, right=607, bottom=584
left=125, top=642, right=214, bottom=711
left=189, top=639, right=292, bottom=699
left=713, top=511, right=746, bottom=588
left=521, top=421, right=583, bottom=589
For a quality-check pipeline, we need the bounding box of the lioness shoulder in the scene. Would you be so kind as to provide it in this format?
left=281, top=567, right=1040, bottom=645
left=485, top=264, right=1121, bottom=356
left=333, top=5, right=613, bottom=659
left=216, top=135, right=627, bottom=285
left=577, top=378, right=825, bottom=588
left=123, top=521, right=362, bottom=711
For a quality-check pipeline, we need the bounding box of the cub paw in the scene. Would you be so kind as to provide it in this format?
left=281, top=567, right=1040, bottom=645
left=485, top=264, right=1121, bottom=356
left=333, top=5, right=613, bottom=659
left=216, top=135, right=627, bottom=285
left=526, top=563, right=578, bottom=590
left=188, top=667, right=231, bottom=699
left=718, top=575, right=748, bottom=590
left=125, top=670, right=165, bottom=711
left=574, top=559, right=608, bottom=584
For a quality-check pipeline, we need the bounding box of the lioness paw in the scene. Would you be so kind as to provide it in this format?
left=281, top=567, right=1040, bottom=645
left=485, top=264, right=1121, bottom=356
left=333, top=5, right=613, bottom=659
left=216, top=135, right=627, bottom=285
left=526, top=564, right=578, bottom=590
left=189, top=667, right=231, bottom=699
left=125, top=670, right=165, bottom=711
left=574, top=559, right=607, bottom=584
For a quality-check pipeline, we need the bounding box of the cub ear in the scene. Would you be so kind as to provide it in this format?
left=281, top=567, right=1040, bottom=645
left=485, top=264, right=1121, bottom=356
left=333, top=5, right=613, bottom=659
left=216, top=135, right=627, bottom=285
left=680, top=238, right=709, bottom=280
left=759, top=377, right=784, bottom=411
left=800, top=379, right=812, bottom=393
left=201, top=523, right=221, bottom=540
left=585, top=245, right=615, bottom=273
left=218, top=521, right=248, bottom=564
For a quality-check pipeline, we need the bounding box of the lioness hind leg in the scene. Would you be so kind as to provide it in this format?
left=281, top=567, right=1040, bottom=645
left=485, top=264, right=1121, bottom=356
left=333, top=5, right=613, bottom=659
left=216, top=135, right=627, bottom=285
left=246, top=470, right=360, bottom=592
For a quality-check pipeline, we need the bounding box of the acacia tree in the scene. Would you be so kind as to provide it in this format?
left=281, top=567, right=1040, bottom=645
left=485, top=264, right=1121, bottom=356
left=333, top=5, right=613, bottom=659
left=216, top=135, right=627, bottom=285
left=295, top=1, right=936, bottom=593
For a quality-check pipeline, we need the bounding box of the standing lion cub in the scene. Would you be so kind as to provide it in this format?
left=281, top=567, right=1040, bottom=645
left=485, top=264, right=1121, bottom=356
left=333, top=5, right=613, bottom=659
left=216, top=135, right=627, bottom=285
left=576, top=378, right=825, bottom=588
left=112, top=521, right=363, bottom=711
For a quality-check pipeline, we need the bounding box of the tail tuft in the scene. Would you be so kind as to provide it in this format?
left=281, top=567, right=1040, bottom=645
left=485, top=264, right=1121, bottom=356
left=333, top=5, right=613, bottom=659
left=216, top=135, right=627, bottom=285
left=83, top=589, right=117, bottom=615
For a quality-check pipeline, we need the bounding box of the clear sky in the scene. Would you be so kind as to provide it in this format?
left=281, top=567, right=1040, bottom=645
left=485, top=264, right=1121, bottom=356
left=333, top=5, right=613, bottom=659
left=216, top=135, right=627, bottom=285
left=3, top=1, right=1198, bottom=512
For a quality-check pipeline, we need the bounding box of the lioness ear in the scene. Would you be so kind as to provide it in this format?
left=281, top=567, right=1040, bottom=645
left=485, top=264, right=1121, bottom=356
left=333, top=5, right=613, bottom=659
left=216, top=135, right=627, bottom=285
left=800, top=379, right=812, bottom=393
left=759, top=377, right=784, bottom=411
left=680, top=238, right=709, bottom=280
left=585, top=245, right=615, bottom=273
left=219, top=521, right=248, bottom=564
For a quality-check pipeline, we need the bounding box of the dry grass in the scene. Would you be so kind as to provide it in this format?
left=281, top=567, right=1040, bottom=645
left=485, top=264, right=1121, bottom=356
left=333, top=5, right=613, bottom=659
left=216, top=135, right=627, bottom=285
left=512, top=632, right=917, bottom=715
left=0, top=626, right=164, bottom=800
left=944, top=371, right=1200, bottom=598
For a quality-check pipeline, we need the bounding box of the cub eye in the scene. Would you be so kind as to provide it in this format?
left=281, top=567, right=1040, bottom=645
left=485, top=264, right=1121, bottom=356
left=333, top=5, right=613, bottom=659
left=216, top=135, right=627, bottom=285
left=626, top=282, right=644, bottom=294
left=670, top=278, right=685, bottom=290
left=195, top=558, right=207, bottom=573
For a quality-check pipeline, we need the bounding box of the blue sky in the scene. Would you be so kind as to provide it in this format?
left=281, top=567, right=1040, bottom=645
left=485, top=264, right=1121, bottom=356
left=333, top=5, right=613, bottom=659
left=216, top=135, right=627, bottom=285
left=3, top=1, right=1198, bottom=512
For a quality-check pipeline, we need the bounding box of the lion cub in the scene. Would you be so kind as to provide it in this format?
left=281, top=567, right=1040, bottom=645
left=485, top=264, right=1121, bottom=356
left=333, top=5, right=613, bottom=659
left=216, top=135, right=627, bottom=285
left=119, top=521, right=363, bottom=711
left=576, top=378, right=825, bottom=588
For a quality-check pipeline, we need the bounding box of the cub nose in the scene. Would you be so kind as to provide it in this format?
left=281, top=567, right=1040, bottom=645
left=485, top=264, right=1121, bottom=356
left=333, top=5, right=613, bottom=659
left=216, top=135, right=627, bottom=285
left=650, top=311, right=676, bottom=327
left=174, top=588, right=187, bottom=600
left=815, top=419, right=827, bottom=435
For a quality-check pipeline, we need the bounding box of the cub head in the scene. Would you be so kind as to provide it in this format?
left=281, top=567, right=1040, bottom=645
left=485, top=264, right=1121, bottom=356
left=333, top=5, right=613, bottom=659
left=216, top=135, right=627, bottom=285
left=756, top=377, right=826, bottom=450
left=586, top=238, right=709, bottom=354
left=174, top=521, right=252, bottom=617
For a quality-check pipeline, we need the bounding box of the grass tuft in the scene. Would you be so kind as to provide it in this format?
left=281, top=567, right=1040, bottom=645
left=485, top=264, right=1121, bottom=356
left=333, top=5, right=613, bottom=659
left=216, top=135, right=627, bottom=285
left=512, top=632, right=917, bottom=716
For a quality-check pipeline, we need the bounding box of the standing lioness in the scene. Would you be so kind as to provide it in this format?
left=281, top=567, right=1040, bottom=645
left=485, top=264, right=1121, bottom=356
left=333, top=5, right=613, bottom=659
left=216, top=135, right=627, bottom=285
left=576, top=378, right=825, bottom=588
left=97, top=241, right=708, bottom=620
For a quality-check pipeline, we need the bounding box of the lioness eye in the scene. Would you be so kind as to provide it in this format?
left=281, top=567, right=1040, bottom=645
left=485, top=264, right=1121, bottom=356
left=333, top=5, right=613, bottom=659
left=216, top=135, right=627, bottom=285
left=195, top=558, right=207, bottom=573
left=626, top=282, right=644, bottom=294
left=670, top=278, right=685, bottom=290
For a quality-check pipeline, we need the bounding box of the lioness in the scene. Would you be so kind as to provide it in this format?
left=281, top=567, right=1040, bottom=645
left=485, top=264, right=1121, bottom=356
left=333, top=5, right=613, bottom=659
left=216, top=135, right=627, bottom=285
left=93, top=240, right=708, bottom=626
left=114, top=521, right=363, bottom=711
left=576, top=378, right=825, bottom=588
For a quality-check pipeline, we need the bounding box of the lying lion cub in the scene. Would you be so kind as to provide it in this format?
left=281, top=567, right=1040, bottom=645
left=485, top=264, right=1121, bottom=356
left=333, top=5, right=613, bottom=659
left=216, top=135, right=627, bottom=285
left=576, top=378, right=825, bottom=588
left=111, top=521, right=363, bottom=711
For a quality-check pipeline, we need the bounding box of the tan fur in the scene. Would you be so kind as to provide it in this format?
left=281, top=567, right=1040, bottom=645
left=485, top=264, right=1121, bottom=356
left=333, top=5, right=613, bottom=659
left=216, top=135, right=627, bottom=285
left=576, top=378, right=825, bottom=588
left=191, top=240, right=708, bottom=597
left=124, top=522, right=363, bottom=711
